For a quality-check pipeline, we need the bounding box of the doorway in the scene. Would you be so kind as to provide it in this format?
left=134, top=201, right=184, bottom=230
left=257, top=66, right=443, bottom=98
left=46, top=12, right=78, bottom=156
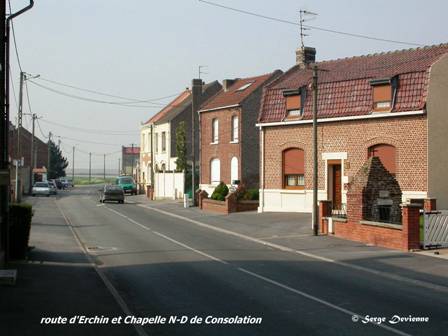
left=331, top=164, right=342, bottom=209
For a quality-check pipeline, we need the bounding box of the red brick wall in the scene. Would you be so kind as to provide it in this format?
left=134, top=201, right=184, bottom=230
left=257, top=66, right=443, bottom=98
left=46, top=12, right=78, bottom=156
left=334, top=221, right=404, bottom=250
left=262, top=115, right=427, bottom=192
left=200, top=107, right=241, bottom=185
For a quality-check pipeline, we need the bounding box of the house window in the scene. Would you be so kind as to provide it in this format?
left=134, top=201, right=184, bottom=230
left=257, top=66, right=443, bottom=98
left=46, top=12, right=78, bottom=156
left=155, top=133, right=158, bottom=153
left=370, top=77, right=398, bottom=112
left=283, top=88, right=305, bottom=119
left=372, top=84, right=392, bottom=111
left=210, top=158, right=220, bottom=184
left=368, top=144, right=396, bottom=176
left=162, top=132, right=166, bottom=152
left=230, top=157, right=238, bottom=184
left=212, top=118, right=219, bottom=143
left=283, top=148, right=305, bottom=189
left=231, top=116, right=239, bottom=142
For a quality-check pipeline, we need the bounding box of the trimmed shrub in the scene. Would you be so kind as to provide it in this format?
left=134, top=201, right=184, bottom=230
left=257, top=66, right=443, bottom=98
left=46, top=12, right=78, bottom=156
left=234, top=184, right=247, bottom=201
left=211, top=182, right=229, bottom=201
left=243, top=189, right=259, bottom=201
left=9, top=203, right=33, bottom=260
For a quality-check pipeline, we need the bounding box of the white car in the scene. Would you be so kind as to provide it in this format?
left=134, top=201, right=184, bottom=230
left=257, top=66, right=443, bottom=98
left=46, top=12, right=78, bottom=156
left=32, top=182, right=51, bottom=197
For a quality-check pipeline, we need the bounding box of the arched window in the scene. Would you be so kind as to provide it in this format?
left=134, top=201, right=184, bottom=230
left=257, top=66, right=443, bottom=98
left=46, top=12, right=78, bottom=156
left=230, top=157, right=238, bottom=184
left=161, top=163, right=166, bottom=172
left=210, top=158, right=220, bottom=184
left=231, top=116, right=239, bottom=142
left=368, top=144, right=396, bottom=175
left=282, top=148, right=305, bottom=189
left=212, top=118, right=219, bottom=143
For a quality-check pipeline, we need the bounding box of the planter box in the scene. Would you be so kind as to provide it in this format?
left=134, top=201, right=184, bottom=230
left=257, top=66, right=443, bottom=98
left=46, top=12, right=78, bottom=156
left=200, top=193, right=259, bottom=215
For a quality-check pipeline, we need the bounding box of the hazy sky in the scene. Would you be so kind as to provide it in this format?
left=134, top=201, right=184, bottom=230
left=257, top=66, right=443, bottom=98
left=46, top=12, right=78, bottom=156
left=9, top=0, right=448, bottom=169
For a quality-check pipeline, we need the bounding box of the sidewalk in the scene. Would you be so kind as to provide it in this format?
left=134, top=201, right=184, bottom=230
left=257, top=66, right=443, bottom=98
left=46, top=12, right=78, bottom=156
left=0, top=197, right=132, bottom=336
left=132, top=194, right=448, bottom=291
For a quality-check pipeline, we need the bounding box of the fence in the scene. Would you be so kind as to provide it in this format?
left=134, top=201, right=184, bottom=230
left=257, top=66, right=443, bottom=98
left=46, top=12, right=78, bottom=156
left=154, top=171, right=184, bottom=200
left=423, top=211, right=448, bottom=249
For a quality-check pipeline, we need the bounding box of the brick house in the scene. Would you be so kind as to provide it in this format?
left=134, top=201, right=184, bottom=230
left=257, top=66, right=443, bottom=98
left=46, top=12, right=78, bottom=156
left=121, top=146, right=140, bottom=178
left=199, top=71, right=282, bottom=194
left=257, top=44, right=448, bottom=213
left=139, top=81, right=221, bottom=186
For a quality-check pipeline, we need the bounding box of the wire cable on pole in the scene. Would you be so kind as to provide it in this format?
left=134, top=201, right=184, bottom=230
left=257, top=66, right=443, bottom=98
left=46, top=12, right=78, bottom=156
left=198, top=0, right=424, bottom=47
left=35, top=76, right=181, bottom=104
left=27, top=80, right=165, bottom=108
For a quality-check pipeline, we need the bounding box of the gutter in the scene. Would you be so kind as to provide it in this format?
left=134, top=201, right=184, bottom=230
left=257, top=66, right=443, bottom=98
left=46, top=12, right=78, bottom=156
left=256, top=110, right=425, bottom=128
left=198, top=104, right=240, bottom=113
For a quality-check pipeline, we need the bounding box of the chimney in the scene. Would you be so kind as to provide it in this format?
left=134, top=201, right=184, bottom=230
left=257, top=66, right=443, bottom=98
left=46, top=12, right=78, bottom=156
left=296, top=46, right=316, bottom=68
left=222, top=79, right=236, bottom=92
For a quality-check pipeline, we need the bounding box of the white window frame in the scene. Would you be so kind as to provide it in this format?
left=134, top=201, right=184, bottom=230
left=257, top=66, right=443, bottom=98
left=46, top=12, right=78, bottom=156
left=212, top=118, right=219, bottom=144
left=230, top=157, right=238, bottom=184
left=231, top=115, right=239, bottom=143
left=210, top=158, right=220, bottom=184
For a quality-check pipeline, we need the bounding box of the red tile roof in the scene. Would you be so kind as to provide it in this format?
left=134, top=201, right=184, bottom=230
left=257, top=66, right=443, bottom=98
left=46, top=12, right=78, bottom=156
left=145, top=90, right=191, bottom=124
left=259, top=44, right=448, bottom=123
left=200, top=72, right=281, bottom=111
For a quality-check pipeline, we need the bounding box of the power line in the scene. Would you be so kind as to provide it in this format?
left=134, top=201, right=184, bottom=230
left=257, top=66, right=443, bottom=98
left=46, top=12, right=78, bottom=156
left=39, top=119, right=137, bottom=135
left=36, top=119, right=48, bottom=139
left=27, top=80, right=166, bottom=109
left=198, top=0, right=424, bottom=47
left=35, top=76, right=180, bottom=104
left=8, top=0, right=23, bottom=72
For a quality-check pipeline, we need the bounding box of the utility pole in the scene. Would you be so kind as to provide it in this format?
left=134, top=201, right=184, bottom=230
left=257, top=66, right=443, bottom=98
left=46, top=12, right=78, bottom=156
left=72, top=146, right=75, bottom=182
left=29, top=113, right=37, bottom=193
left=1, top=0, right=35, bottom=265
left=47, top=131, right=52, bottom=179
left=130, top=143, right=134, bottom=178
left=89, top=152, right=92, bottom=182
left=16, top=72, right=24, bottom=158
left=103, top=154, right=106, bottom=181
left=312, top=64, right=319, bottom=236
left=150, top=124, right=154, bottom=188
left=191, top=78, right=202, bottom=205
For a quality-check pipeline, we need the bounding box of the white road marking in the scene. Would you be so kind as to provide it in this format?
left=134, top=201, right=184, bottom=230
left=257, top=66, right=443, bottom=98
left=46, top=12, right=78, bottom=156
left=105, top=205, right=412, bottom=336
left=55, top=200, right=148, bottom=336
left=137, top=204, right=448, bottom=294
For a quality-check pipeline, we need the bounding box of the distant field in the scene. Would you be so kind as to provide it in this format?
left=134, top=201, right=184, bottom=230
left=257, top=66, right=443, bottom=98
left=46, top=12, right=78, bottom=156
left=74, top=176, right=116, bottom=185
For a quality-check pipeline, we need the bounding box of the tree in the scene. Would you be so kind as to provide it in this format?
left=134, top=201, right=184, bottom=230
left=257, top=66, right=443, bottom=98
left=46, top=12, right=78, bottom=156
left=48, top=141, right=68, bottom=179
left=175, top=121, right=187, bottom=172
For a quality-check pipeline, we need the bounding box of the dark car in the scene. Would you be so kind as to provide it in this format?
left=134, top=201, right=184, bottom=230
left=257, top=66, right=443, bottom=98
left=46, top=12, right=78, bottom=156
left=99, top=185, right=125, bottom=203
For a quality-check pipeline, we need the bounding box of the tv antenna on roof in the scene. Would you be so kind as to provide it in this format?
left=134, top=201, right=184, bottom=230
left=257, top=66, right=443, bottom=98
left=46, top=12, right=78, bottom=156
left=299, top=10, right=318, bottom=48
left=198, top=65, right=208, bottom=79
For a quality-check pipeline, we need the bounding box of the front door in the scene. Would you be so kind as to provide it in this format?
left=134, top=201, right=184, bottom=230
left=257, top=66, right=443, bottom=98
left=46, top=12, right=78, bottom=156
left=332, top=165, right=342, bottom=209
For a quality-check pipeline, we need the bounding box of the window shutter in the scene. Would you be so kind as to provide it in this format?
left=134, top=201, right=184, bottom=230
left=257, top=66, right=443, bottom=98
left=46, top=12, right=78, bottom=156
left=286, top=95, right=301, bottom=111
left=283, top=148, right=304, bottom=174
left=373, top=84, right=392, bottom=103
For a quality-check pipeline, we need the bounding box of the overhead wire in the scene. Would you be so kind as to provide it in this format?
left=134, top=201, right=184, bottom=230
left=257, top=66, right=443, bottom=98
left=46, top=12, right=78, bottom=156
left=39, top=119, right=137, bottom=135
left=27, top=80, right=166, bottom=108
left=198, top=0, right=424, bottom=47
left=35, top=76, right=181, bottom=104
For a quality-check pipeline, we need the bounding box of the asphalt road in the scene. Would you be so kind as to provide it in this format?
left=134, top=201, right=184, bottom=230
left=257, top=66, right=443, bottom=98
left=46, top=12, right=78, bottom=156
left=20, top=186, right=448, bottom=335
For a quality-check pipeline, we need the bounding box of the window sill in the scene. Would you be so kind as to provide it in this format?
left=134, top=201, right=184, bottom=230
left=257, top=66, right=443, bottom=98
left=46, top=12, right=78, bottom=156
left=229, top=140, right=239, bottom=144
left=210, top=142, right=219, bottom=145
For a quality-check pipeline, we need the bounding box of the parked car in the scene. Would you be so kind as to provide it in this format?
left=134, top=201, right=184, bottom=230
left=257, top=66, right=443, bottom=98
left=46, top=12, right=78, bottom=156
left=115, top=176, right=137, bottom=195
left=54, top=179, right=63, bottom=190
left=48, top=180, right=58, bottom=195
left=99, top=185, right=125, bottom=203
left=32, top=182, right=51, bottom=197
left=60, top=178, right=73, bottom=188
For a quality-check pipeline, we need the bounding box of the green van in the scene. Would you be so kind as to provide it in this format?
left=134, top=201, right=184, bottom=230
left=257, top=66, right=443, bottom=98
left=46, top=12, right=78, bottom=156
left=116, top=176, right=137, bottom=195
